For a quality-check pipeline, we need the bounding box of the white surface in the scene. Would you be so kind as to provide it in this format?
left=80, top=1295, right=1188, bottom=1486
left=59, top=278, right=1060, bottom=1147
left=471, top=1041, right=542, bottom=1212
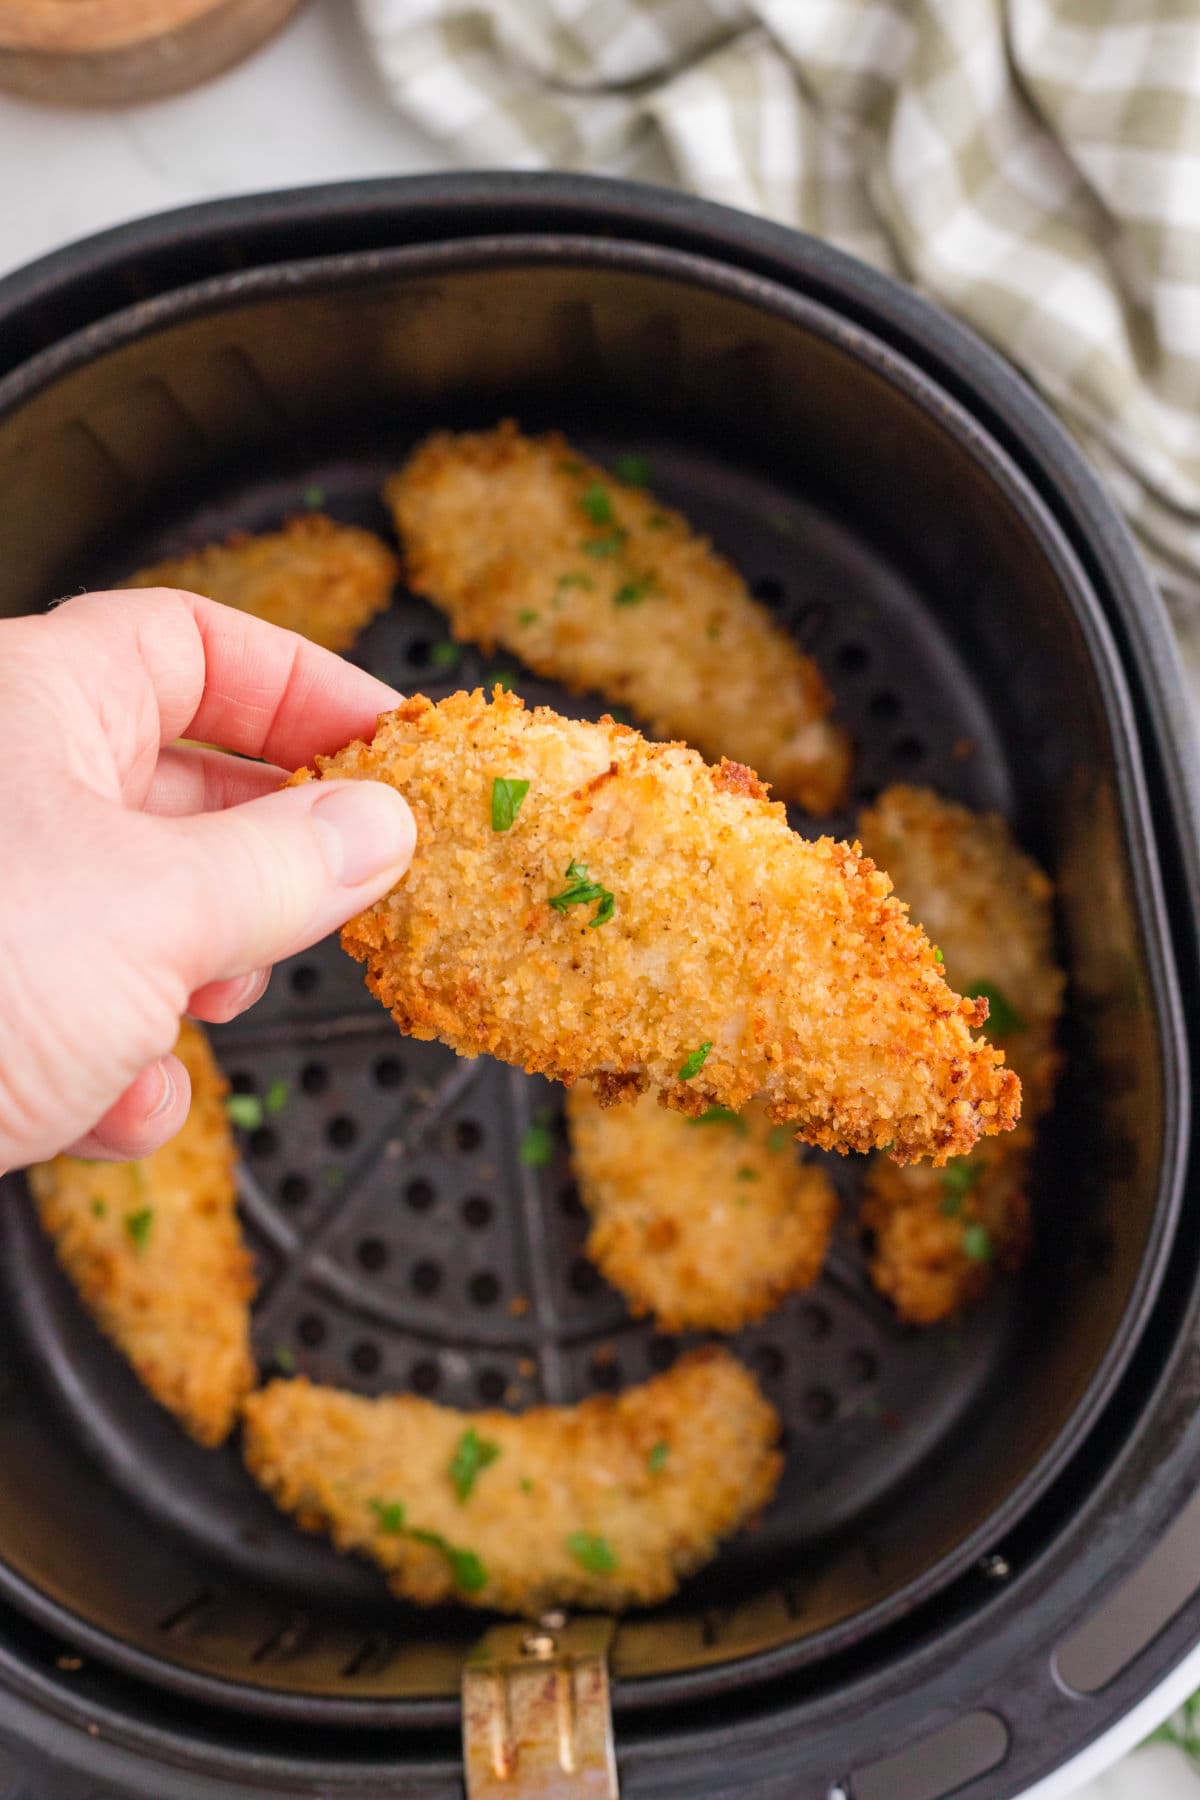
left=0, top=4, right=1196, bottom=1794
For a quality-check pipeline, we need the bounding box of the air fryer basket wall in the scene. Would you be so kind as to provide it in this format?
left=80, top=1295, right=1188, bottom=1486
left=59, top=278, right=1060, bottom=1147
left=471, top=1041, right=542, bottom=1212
left=0, top=181, right=1196, bottom=1800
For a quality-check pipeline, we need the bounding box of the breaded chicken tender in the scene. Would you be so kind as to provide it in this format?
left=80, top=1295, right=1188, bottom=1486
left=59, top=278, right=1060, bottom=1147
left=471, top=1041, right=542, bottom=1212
left=857, top=786, right=1064, bottom=1322
left=128, top=514, right=396, bottom=652
left=567, top=1089, right=837, bottom=1331
left=385, top=423, right=850, bottom=811
left=297, top=691, right=1019, bottom=1165
left=242, top=1348, right=781, bottom=1615
left=27, top=1021, right=256, bottom=1444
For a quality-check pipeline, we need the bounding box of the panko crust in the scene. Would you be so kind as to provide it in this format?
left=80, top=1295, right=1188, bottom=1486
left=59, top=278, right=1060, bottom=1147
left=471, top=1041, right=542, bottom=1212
left=567, top=1089, right=837, bottom=1331
left=128, top=514, right=396, bottom=652
left=385, top=422, right=850, bottom=811
left=857, top=786, right=1064, bottom=1322
left=27, top=1020, right=256, bottom=1445
left=243, top=1350, right=780, bottom=1615
left=298, top=690, right=1019, bottom=1166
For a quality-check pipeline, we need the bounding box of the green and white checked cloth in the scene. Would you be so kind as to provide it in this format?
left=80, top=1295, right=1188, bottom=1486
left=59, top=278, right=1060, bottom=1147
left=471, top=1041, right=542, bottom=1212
left=356, top=0, right=1200, bottom=668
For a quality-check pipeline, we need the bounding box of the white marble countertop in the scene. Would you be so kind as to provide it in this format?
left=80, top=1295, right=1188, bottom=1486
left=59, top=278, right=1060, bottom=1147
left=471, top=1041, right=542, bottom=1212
left=0, top=5, right=1197, bottom=1795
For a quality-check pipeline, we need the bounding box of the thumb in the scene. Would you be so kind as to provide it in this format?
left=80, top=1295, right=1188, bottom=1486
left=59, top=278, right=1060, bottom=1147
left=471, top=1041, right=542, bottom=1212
left=157, top=777, right=415, bottom=989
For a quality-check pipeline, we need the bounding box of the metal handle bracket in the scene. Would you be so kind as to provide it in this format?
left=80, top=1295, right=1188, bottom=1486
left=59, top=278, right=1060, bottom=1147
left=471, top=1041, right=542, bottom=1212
left=463, top=1615, right=618, bottom=1799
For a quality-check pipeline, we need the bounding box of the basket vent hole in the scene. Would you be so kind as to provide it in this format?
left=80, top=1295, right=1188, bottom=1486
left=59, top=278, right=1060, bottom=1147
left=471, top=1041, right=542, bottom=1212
left=411, top=1259, right=442, bottom=1297
left=300, top=1061, right=328, bottom=1096
left=290, top=964, right=320, bottom=997
left=795, top=600, right=830, bottom=643
left=869, top=690, right=901, bottom=722
left=327, top=1115, right=357, bottom=1150
left=278, top=1173, right=309, bottom=1208
left=297, top=1313, right=326, bottom=1348
left=469, top=1271, right=500, bottom=1308
left=411, top=1358, right=440, bottom=1395
left=837, top=642, right=869, bottom=674
left=801, top=1302, right=832, bottom=1340
left=405, top=1178, right=436, bottom=1212
left=350, top=1340, right=381, bottom=1376
left=230, top=1070, right=256, bottom=1094
left=569, top=1257, right=601, bottom=1297
left=477, top=1367, right=507, bottom=1404
left=454, top=1118, right=484, bottom=1152
left=590, top=1352, right=620, bottom=1391
left=356, top=1237, right=388, bottom=1272
left=753, top=1344, right=786, bottom=1382
left=752, top=576, right=785, bottom=605
left=462, top=1195, right=493, bottom=1230
left=648, top=1335, right=677, bottom=1372
left=406, top=637, right=433, bottom=668
left=559, top=1182, right=586, bottom=1220
left=848, top=1347, right=879, bottom=1383
left=804, top=1386, right=837, bottom=1424
left=892, top=735, right=925, bottom=765
left=373, top=1056, right=404, bottom=1089
left=249, top=1126, right=278, bottom=1159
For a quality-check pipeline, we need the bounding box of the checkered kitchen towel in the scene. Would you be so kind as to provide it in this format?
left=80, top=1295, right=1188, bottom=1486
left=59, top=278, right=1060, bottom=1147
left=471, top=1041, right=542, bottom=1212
left=355, top=0, right=1200, bottom=665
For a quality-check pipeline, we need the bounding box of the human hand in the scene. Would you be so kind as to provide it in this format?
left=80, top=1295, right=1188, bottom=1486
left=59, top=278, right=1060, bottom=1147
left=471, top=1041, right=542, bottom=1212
left=0, top=587, right=416, bottom=1173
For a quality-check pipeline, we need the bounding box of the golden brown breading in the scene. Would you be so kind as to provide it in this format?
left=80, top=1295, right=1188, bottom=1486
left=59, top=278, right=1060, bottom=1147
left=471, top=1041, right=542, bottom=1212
left=128, top=514, right=396, bottom=652
left=27, top=1021, right=256, bottom=1445
left=567, top=1089, right=837, bottom=1331
left=385, top=423, right=850, bottom=811
left=241, top=1348, right=781, bottom=1615
left=857, top=786, right=1064, bottom=1322
left=298, top=691, right=1019, bottom=1166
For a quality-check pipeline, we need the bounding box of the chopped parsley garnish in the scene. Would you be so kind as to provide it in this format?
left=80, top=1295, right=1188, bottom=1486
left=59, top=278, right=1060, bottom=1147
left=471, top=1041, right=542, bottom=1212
left=688, top=1105, right=747, bottom=1135
left=678, top=1041, right=713, bottom=1081
left=274, top=1344, right=297, bottom=1374
left=647, top=511, right=670, bottom=530
left=559, top=457, right=585, bottom=476
left=965, top=981, right=1026, bottom=1036
left=613, top=453, right=652, bottom=487
left=519, top=1119, right=555, bottom=1167
left=582, top=530, right=628, bottom=558
left=579, top=482, right=614, bottom=525
left=767, top=1126, right=792, bottom=1154
left=933, top=946, right=944, bottom=964
left=940, top=1159, right=984, bottom=1216
left=124, top=1208, right=154, bottom=1254
left=264, top=1078, right=290, bottom=1115
left=736, top=1165, right=759, bottom=1182
left=302, top=483, right=325, bottom=508
left=614, top=576, right=653, bottom=607
left=962, top=1223, right=994, bottom=1263
left=608, top=706, right=634, bottom=724
left=409, top=1528, right=488, bottom=1592
left=90, top=1198, right=107, bottom=1218
left=647, top=1441, right=669, bottom=1473
left=706, top=621, right=721, bottom=640
left=548, top=859, right=615, bottom=928
left=517, top=608, right=539, bottom=625
left=429, top=639, right=462, bottom=671
left=226, top=1092, right=264, bottom=1130
left=556, top=571, right=593, bottom=593
left=486, top=668, right=516, bottom=693
left=566, top=1531, right=617, bottom=1574
left=491, top=777, right=530, bottom=832
left=325, top=1166, right=345, bottom=1189
left=369, top=1498, right=407, bottom=1534
left=520, top=1476, right=534, bottom=1495
left=449, top=1427, right=502, bottom=1501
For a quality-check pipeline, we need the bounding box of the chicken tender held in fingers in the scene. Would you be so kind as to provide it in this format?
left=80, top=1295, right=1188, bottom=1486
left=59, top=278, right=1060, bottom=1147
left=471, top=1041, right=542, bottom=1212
left=857, top=785, right=1064, bottom=1322
left=241, top=1348, right=782, bottom=1615
left=567, top=1089, right=838, bottom=1332
left=296, top=690, right=1020, bottom=1166
left=128, top=514, right=396, bottom=652
left=385, top=423, right=850, bottom=812
left=27, top=1021, right=256, bottom=1445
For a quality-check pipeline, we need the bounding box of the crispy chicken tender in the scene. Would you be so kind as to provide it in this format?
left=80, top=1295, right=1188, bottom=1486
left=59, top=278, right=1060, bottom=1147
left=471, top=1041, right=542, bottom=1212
left=241, top=1348, right=781, bottom=1615
left=297, top=691, right=1019, bottom=1165
left=385, top=423, right=850, bottom=811
left=567, top=1089, right=838, bottom=1331
left=128, top=514, right=396, bottom=652
left=27, top=1021, right=256, bottom=1445
left=857, top=786, right=1064, bottom=1322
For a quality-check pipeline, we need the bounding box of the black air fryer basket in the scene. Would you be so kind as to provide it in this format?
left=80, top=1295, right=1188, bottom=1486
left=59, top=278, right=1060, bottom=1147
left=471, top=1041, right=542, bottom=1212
left=1, top=176, right=1199, bottom=1800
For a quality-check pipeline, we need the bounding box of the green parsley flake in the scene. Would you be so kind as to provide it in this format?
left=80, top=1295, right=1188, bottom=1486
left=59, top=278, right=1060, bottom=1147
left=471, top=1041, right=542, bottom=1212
left=736, top=1165, right=759, bottom=1183
left=302, top=483, right=326, bottom=509
left=325, top=1167, right=345, bottom=1190
left=449, top=1427, right=502, bottom=1502
left=274, top=1344, right=297, bottom=1374
left=608, top=706, right=634, bottom=724
left=556, top=571, right=593, bottom=593
left=614, top=576, right=653, bottom=607
left=226, top=1092, right=264, bottom=1130
left=520, top=1476, right=534, bottom=1495
left=706, top=622, right=721, bottom=640
left=124, top=1208, right=154, bottom=1254
left=933, top=946, right=944, bottom=964
left=429, top=640, right=461, bottom=670
left=519, top=1120, right=554, bottom=1167
left=409, top=1528, right=487, bottom=1592
left=647, top=511, right=670, bottom=530
left=559, top=457, right=585, bottom=476
left=579, top=482, right=615, bottom=525
left=566, top=1531, right=618, bottom=1575
left=90, top=1198, right=107, bottom=1219
left=491, top=777, right=530, bottom=833
left=962, top=1223, right=994, bottom=1264
left=688, top=1105, right=747, bottom=1135
left=517, top=608, right=539, bottom=625
left=582, top=530, right=628, bottom=558
left=965, top=981, right=1026, bottom=1036
left=678, top=1042, right=713, bottom=1081
left=940, top=1159, right=984, bottom=1216
left=264, top=1078, right=290, bottom=1116
left=613, top=453, right=652, bottom=487
left=370, top=1498, right=407, bottom=1534
left=548, top=859, right=615, bottom=928
left=647, top=1441, right=669, bottom=1473
left=486, top=669, right=516, bottom=693
left=767, top=1126, right=792, bottom=1155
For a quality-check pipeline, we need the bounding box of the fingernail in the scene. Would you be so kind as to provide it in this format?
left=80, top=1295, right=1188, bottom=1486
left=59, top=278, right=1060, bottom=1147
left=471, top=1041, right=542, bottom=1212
left=147, top=1059, right=176, bottom=1120
left=311, top=781, right=415, bottom=888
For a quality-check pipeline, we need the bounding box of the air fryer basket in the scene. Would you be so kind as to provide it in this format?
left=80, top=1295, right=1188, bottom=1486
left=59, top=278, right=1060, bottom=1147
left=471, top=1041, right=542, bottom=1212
left=0, top=178, right=1198, bottom=1800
